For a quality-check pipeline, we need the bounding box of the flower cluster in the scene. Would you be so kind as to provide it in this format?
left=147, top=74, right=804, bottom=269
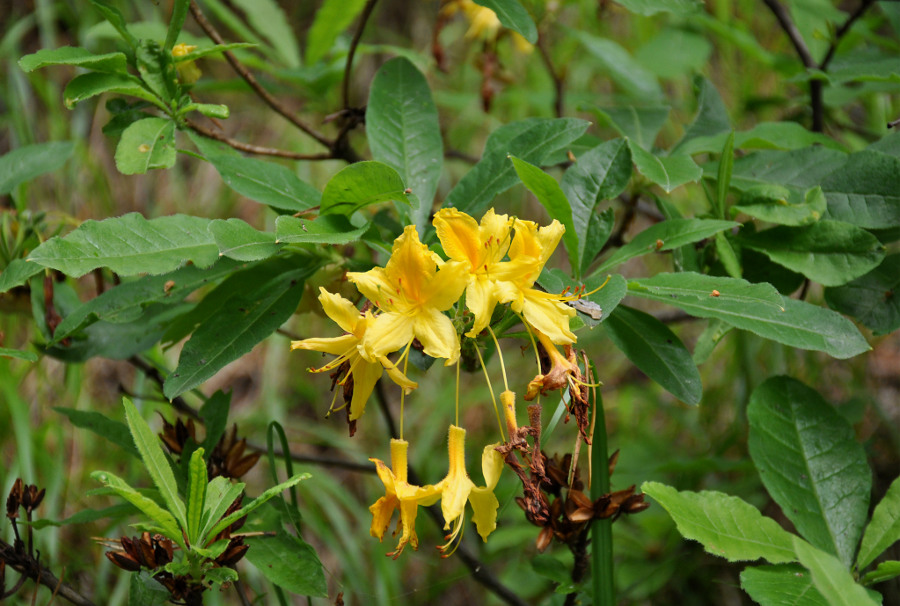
left=292, top=208, right=589, bottom=556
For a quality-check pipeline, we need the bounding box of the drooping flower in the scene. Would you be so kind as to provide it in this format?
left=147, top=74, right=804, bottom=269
left=435, top=425, right=504, bottom=551
left=348, top=226, right=468, bottom=365
left=524, top=329, right=580, bottom=400
left=172, top=43, right=201, bottom=85
left=494, top=218, right=577, bottom=345
left=433, top=208, right=515, bottom=337
left=291, top=288, right=416, bottom=421
left=370, top=439, right=443, bottom=558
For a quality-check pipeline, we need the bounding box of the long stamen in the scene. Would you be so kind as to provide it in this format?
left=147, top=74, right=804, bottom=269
left=455, top=358, right=460, bottom=427
left=486, top=325, right=509, bottom=393
left=398, top=339, right=414, bottom=440
left=474, top=344, right=505, bottom=440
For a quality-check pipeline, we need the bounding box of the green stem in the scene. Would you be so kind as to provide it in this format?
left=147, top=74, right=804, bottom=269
left=591, top=389, right=614, bottom=606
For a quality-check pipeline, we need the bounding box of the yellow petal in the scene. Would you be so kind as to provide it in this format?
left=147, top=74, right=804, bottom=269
left=395, top=499, right=421, bottom=553
left=369, top=494, right=398, bottom=540
left=480, top=443, right=504, bottom=490
left=535, top=220, right=565, bottom=267
left=522, top=290, right=576, bottom=344
left=360, top=311, right=415, bottom=360
left=384, top=226, right=433, bottom=305
left=434, top=208, right=482, bottom=269
left=464, top=277, right=501, bottom=337
left=378, top=355, right=418, bottom=393
left=468, top=486, right=499, bottom=541
left=348, top=357, right=382, bottom=421
left=438, top=426, right=475, bottom=528
left=347, top=266, right=397, bottom=311
left=317, top=288, right=360, bottom=334
left=412, top=307, right=461, bottom=365
left=290, top=334, right=358, bottom=358
left=425, top=260, right=468, bottom=311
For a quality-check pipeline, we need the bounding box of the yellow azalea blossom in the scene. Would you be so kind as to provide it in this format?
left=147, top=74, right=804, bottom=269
left=435, top=425, right=504, bottom=550
left=433, top=208, right=515, bottom=337
left=495, top=218, right=576, bottom=345
left=370, top=439, right=443, bottom=557
left=348, top=226, right=468, bottom=365
left=439, top=0, right=533, bottom=52
left=290, top=288, right=416, bottom=421
left=171, top=43, right=201, bottom=85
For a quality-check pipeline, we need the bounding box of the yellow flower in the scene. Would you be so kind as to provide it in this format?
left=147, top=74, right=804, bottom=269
left=348, top=226, right=468, bottom=365
left=495, top=218, right=576, bottom=345
left=370, top=439, right=443, bottom=558
left=171, top=43, right=201, bottom=85
left=290, top=288, right=416, bottom=421
left=524, top=329, right=579, bottom=400
left=433, top=208, right=515, bottom=337
left=435, top=425, right=504, bottom=550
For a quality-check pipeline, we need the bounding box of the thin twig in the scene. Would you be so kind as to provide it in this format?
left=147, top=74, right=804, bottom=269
left=536, top=31, right=564, bottom=118
left=342, top=0, right=379, bottom=110
left=820, top=0, right=876, bottom=71
left=247, top=442, right=376, bottom=474
left=185, top=120, right=333, bottom=160
left=188, top=0, right=331, bottom=148
left=233, top=579, right=253, bottom=606
left=126, top=356, right=201, bottom=420
left=0, top=540, right=96, bottom=606
left=760, top=0, right=816, bottom=68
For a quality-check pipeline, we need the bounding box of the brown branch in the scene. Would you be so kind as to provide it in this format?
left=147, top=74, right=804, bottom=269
left=536, top=31, right=564, bottom=118
left=188, top=0, right=332, bottom=148
left=0, top=539, right=96, bottom=606
left=246, top=442, right=376, bottom=474
left=185, top=119, right=333, bottom=160
left=342, top=0, right=379, bottom=110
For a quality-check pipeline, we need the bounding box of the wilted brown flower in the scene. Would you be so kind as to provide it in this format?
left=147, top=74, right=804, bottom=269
left=5, top=479, right=45, bottom=520
left=159, top=418, right=261, bottom=480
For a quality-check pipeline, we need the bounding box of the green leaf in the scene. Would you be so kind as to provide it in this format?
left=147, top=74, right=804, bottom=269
left=857, top=475, right=900, bottom=570
left=824, top=254, right=900, bottom=336
left=570, top=29, right=663, bottom=101
left=0, top=259, right=43, bottom=293
left=692, top=318, right=733, bottom=365
left=596, top=219, right=738, bottom=273
left=366, top=57, right=442, bottom=231
left=673, top=76, right=731, bottom=153
left=510, top=156, right=577, bottom=270
left=561, top=139, right=632, bottom=278
left=135, top=40, right=178, bottom=104
left=612, top=0, right=702, bottom=16
left=642, top=481, right=797, bottom=563
left=163, top=258, right=314, bottom=398
left=589, top=106, right=669, bottom=150
left=128, top=571, right=170, bottom=606
left=748, top=377, right=871, bottom=567
left=0, top=141, right=75, bottom=195
left=733, top=185, right=827, bottom=226
left=0, top=348, right=38, bottom=362
left=445, top=118, right=589, bottom=216
left=821, top=150, right=900, bottom=229
left=627, top=273, right=870, bottom=359
left=629, top=141, right=702, bottom=192
left=19, top=46, right=128, bottom=73
left=29, top=504, right=137, bottom=529
left=275, top=215, right=371, bottom=245
left=741, top=564, right=830, bottom=606
left=199, top=391, right=231, bottom=453
left=172, top=43, right=256, bottom=62
left=305, top=0, right=368, bottom=65
left=183, top=103, right=229, bottom=119
left=164, top=0, right=190, bottom=51
left=715, top=232, right=742, bottom=279
left=230, top=0, right=300, bottom=67
left=729, top=147, right=848, bottom=192
left=90, top=470, right=181, bottom=542
left=679, top=122, right=842, bottom=156
left=64, top=72, right=160, bottom=109
left=538, top=270, right=627, bottom=327
left=115, top=117, right=176, bottom=175
left=245, top=530, right=327, bottom=597
left=793, top=537, right=880, bottom=606
left=605, top=305, right=702, bottom=404
left=198, top=477, right=245, bottom=543
left=52, top=258, right=243, bottom=341
left=861, top=561, right=900, bottom=586
left=472, top=0, right=538, bottom=43
left=739, top=221, right=885, bottom=287
left=636, top=29, right=712, bottom=79
left=209, top=219, right=281, bottom=261
left=54, top=406, right=139, bottom=458
left=715, top=131, right=734, bottom=219
left=89, top=0, right=137, bottom=48
left=29, top=213, right=217, bottom=278
left=122, top=397, right=187, bottom=532
left=320, top=161, right=411, bottom=215
left=207, top=473, right=310, bottom=538
left=186, top=447, right=207, bottom=546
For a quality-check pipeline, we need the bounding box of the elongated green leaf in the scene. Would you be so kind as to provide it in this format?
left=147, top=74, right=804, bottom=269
left=445, top=118, right=590, bottom=216
left=0, top=141, right=75, bottom=195
left=230, top=0, right=299, bottom=67
left=28, top=213, right=218, bottom=278
left=306, top=0, right=368, bottom=64
left=366, top=57, right=442, bottom=231
left=793, top=537, right=879, bottom=606
left=200, top=152, right=321, bottom=213
left=589, top=107, right=668, bottom=151
left=571, top=29, right=663, bottom=100
left=0, top=259, right=43, bottom=293
left=596, top=219, right=738, bottom=273
left=55, top=406, right=139, bottom=457
left=163, top=258, right=315, bottom=398
left=186, top=448, right=207, bottom=546
left=629, top=141, right=701, bottom=192
left=53, top=258, right=242, bottom=341
left=122, top=397, right=187, bottom=531
left=245, top=530, right=327, bottom=597
left=164, top=0, right=190, bottom=50
left=821, top=150, right=900, bottom=229
left=605, top=305, right=702, bottom=404
left=715, top=131, right=734, bottom=219
left=741, top=564, right=830, bottom=606
left=0, top=348, right=38, bottom=362
left=208, top=473, right=310, bottom=538
left=89, top=0, right=137, bottom=47
left=734, top=185, right=827, bottom=226
left=825, top=254, right=900, bottom=336
left=857, top=475, right=900, bottom=570
left=510, top=156, right=577, bottom=269
left=209, top=219, right=281, bottom=261
left=199, top=477, right=245, bottom=543
left=673, top=76, right=731, bottom=153
left=275, top=215, right=371, bottom=245
left=90, top=470, right=181, bottom=542
left=679, top=122, right=842, bottom=156
left=627, top=273, right=870, bottom=359
left=199, top=391, right=231, bottom=453
left=613, top=0, right=702, bottom=16
left=862, top=561, right=900, bottom=586
left=642, top=481, right=797, bottom=563
left=748, top=377, right=871, bottom=567
left=30, top=503, right=137, bottom=529
left=115, top=117, right=176, bottom=175
left=320, top=161, right=411, bottom=215
left=19, top=46, right=127, bottom=73
left=472, top=0, right=538, bottom=43
left=135, top=40, right=178, bottom=103
left=740, top=221, right=885, bottom=286
left=729, top=147, right=848, bottom=192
